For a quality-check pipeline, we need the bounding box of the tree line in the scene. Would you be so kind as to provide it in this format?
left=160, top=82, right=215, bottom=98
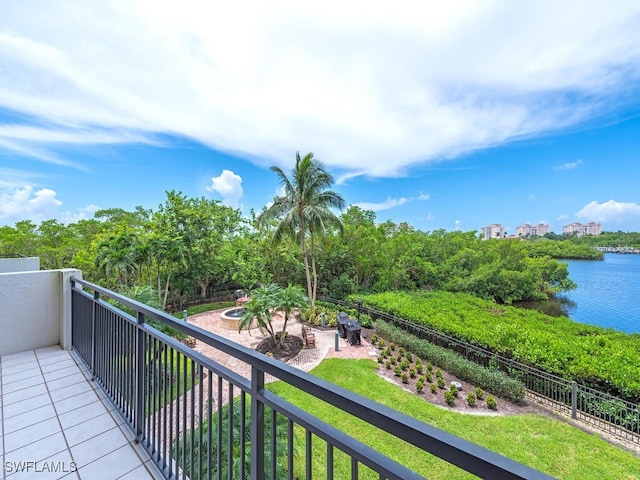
left=1, top=153, right=606, bottom=310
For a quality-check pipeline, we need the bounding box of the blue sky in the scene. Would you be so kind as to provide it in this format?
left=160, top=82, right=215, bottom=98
left=2, top=1, right=640, bottom=233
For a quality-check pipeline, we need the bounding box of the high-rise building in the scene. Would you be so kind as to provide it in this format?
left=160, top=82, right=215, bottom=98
left=516, top=223, right=550, bottom=237
left=563, top=222, right=602, bottom=236
left=480, top=224, right=505, bottom=240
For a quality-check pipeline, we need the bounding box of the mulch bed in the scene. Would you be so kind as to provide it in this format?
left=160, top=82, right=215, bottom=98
left=255, top=335, right=304, bottom=362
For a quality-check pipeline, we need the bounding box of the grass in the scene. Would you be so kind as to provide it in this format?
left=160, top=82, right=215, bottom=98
left=185, top=301, right=235, bottom=316
left=268, top=359, right=640, bottom=480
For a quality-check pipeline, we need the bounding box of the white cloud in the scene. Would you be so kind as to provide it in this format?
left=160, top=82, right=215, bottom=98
left=454, top=220, right=462, bottom=230
left=554, top=160, right=583, bottom=171
left=206, top=170, right=243, bottom=208
left=576, top=200, right=640, bottom=228
left=0, top=1, right=639, bottom=176
left=0, top=186, right=63, bottom=224
left=355, top=193, right=429, bottom=212
left=59, top=204, right=101, bottom=224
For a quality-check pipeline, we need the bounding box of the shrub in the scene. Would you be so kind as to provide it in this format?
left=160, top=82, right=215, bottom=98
left=389, top=342, right=396, bottom=351
left=430, top=383, right=437, bottom=394
left=406, top=352, right=413, bottom=362
left=409, top=368, right=416, bottom=378
left=390, top=357, right=397, bottom=365
left=486, top=395, right=497, bottom=410
left=416, top=381, right=424, bottom=394
left=377, top=356, right=384, bottom=364
left=371, top=334, right=378, bottom=344
left=426, top=362, right=433, bottom=373
left=399, top=347, right=405, bottom=355
left=444, top=390, right=455, bottom=405
left=435, top=368, right=443, bottom=379
left=450, top=385, right=459, bottom=398
left=416, top=364, right=424, bottom=375
left=475, top=387, right=485, bottom=400
left=437, top=377, right=446, bottom=389
left=374, top=321, right=526, bottom=403
left=385, top=360, right=392, bottom=369
left=401, top=372, right=409, bottom=384
left=466, top=392, right=477, bottom=407
left=394, top=366, right=401, bottom=376
left=401, top=360, right=410, bottom=371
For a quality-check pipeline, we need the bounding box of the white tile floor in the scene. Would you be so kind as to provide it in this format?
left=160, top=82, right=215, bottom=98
left=1, top=346, right=164, bottom=480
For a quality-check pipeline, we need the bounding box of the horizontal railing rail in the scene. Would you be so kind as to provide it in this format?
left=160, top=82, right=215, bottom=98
left=70, top=277, right=552, bottom=479
left=321, top=297, right=640, bottom=446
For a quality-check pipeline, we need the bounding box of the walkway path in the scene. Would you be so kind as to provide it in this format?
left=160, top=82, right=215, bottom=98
left=187, top=309, right=378, bottom=376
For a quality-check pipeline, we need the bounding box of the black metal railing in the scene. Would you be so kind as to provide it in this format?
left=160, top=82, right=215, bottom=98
left=322, top=297, right=640, bottom=446
left=70, top=277, right=553, bottom=479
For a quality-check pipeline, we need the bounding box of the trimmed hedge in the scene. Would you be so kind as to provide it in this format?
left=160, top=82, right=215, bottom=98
left=375, top=320, right=526, bottom=403
left=363, top=290, right=640, bottom=402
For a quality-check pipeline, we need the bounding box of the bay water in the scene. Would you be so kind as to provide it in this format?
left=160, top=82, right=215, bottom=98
left=519, top=253, right=640, bottom=334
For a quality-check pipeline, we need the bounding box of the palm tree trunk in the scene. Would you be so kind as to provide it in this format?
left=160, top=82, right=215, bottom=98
left=310, top=230, right=318, bottom=305
left=299, top=218, right=314, bottom=305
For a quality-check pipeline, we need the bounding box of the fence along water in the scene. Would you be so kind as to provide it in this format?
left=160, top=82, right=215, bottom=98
left=323, top=297, right=640, bottom=446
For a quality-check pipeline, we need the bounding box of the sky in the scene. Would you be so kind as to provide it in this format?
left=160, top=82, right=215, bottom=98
left=2, top=1, right=640, bottom=234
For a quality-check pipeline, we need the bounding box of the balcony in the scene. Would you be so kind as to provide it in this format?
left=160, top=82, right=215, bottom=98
left=0, top=267, right=552, bottom=479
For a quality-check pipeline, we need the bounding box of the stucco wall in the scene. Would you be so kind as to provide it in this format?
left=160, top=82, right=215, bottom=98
left=0, top=257, right=40, bottom=273
left=0, top=269, right=81, bottom=355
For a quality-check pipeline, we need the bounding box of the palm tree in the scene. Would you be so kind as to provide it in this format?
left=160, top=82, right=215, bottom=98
left=238, top=283, right=309, bottom=347
left=259, top=152, right=345, bottom=305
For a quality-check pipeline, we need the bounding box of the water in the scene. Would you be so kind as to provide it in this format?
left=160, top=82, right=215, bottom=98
left=519, top=253, right=640, bottom=334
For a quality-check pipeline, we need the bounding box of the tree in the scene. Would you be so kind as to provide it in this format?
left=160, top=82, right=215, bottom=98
left=238, top=283, right=309, bottom=347
left=258, top=152, right=345, bottom=305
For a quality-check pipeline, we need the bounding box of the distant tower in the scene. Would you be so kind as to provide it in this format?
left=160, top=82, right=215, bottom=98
left=480, top=224, right=505, bottom=240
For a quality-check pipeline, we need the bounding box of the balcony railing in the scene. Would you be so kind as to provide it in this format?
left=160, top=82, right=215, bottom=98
left=70, top=277, right=552, bottom=480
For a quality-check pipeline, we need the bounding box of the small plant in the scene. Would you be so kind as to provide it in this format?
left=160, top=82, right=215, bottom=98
left=419, top=375, right=427, bottom=384
left=394, top=366, right=402, bottom=376
left=437, top=377, right=446, bottom=389
left=396, top=354, right=404, bottom=364
left=426, top=362, right=433, bottom=372
left=385, top=360, right=392, bottom=369
left=389, top=342, right=396, bottom=351
left=378, top=339, right=386, bottom=348
left=398, top=347, right=405, bottom=355
left=390, top=357, right=397, bottom=365
left=406, top=352, right=413, bottom=362
left=444, top=390, right=455, bottom=405
left=475, top=387, right=484, bottom=400
left=466, top=392, right=477, bottom=407
left=401, top=360, right=410, bottom=371
left=371, top=334, right=378, bottom=344
left=450, top=385, right=459, bottom=398
left=435, top=368, right=443, bottom=379
left=377, top=356, right=384, bottom=364
left=401, top=372, right=409, bottom=384
left=430, top=383, right=438, bottom=394
left=409, top=367, right=416, bottom=378
left=416, top=381, right=424, bottom=394
left=486, top=395, right=497, bottom=410
left=416, top=364, right=423, bottom=375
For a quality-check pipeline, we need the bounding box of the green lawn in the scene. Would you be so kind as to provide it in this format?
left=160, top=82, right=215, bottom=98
left=268, top=359, right=640, bottom=480
left=185, top=301, right=235, bottom=316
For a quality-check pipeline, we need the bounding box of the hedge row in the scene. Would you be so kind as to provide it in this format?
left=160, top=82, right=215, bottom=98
left=360, top=290, right=640, bottom=402
left=374, top=320, right=526, bottom=404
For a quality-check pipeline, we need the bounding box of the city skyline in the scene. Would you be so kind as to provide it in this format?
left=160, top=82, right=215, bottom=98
left=2, top=2, right=640, bottom=232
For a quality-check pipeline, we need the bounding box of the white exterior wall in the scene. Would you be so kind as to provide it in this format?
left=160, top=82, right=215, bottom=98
left=0, top=257, right=40, bottom=273
left=0, top=269, right=81, bottom=355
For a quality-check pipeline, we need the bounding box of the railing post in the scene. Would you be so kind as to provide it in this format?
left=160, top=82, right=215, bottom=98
left=135, top=311, right=146, bottom=442
left=250, top=366, right=265, bottom=480
left=571, top=381, right=577, bottom=419
left=91, top=290, right=99, bottom=379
